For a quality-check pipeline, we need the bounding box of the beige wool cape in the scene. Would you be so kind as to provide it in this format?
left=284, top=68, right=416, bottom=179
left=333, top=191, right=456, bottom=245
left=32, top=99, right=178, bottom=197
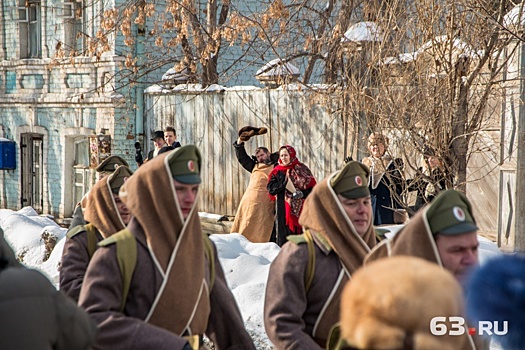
left=231, top=163, right=275, bottom=242
left=83, top=174, right=126, bottom=238
left=119, top=152, right=210, bottom=336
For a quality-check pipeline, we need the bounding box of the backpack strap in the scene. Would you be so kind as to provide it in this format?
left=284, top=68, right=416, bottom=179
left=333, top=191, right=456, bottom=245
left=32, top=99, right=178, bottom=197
left=84, top=224, right=99, bottom=258
left=326, top=322, right=349, bottom=350
left=99, top=229, right=137, bottom=312
left=287, top=230, right=316, bottom=293
left=66, top=223, right=99, bottom=258
left=98, top=231, right=213, bottom=312
left=202, top=233, right=215, bottom=291
left=303, top=230, right=316, bottom=292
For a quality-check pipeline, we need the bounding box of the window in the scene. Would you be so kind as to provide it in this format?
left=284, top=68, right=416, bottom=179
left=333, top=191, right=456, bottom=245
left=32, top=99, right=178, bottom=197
left=17, top=0, right=41, bottom=58
left=73, top=138, right=92, bottom=207
left=61, top=0, right=86, bottom=55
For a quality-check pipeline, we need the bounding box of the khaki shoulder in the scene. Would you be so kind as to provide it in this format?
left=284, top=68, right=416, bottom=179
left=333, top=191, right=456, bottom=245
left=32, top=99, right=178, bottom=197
left=287, top=234, right=308, bottom=245
left=364, top=239, right=390, bottom=265
left=98, top=228, right=134, bottom=247
left=66, top=225, right=87, bottom=239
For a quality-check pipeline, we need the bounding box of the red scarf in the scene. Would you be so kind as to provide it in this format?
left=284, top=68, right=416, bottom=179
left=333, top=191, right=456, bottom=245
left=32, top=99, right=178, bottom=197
left=269, top=145, right=316, bottom=233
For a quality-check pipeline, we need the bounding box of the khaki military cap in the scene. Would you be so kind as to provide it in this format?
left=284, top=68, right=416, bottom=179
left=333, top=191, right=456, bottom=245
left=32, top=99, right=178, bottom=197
left=168, top=145, right=201, bottom=184
left=108, top=166, right=134, bottom=194
left=426, top=189, right=478, bottom=235
left=96, top=155, right=129, bottom=174
left=330, top=161, right=370, bottom=199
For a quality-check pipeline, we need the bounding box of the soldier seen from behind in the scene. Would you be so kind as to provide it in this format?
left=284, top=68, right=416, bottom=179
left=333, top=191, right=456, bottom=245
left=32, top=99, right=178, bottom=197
left=0, top=228, right=97, bottom=350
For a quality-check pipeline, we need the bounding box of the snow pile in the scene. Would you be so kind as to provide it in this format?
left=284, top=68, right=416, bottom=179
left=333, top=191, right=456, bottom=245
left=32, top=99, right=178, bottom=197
left=0, top=207, right=503, bottom=349
left=0, top=208, right=277, bottom=349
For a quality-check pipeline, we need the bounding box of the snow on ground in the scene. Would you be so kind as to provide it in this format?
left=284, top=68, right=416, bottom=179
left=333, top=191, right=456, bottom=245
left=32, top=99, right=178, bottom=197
left=0, top=207, right=278, bottom=349
left=0, top=207, right=503, bottom=349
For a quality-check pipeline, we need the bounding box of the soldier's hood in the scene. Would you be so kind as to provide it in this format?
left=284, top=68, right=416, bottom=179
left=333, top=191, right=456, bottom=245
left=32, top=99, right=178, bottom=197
left=299, top=175, right=376, bottom=274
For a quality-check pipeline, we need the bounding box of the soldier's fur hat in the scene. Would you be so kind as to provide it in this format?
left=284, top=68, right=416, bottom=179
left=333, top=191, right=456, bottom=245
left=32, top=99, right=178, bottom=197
left=339, top=256, right=470, bottom=350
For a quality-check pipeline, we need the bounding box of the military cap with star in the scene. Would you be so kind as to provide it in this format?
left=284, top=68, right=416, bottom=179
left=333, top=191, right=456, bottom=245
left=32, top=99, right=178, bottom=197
left=107, top=166, right=134, bottom=193
left=167, top=144, right=202, bottom=184
left=426, top=189, right=478, bottom=235
left=96, top=155, right=129, bottom=175
left=330, top=161, right=370, bottom=199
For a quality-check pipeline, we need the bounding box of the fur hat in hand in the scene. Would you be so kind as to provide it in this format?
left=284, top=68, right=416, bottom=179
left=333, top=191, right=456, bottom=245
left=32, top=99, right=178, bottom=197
left=340, top=256, right=470, bottom=350
left=238, top=126, right=268, bottom=142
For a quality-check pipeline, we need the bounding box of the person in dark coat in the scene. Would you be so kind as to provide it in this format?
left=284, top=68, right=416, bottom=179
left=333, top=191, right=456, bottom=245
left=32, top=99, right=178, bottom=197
left=407, top=147, right=454, bottom=213
left=60, top=166, right=133, bottom=302
left=267, top=145, right=316, bottom=246
left=0, top=228, right=96, bottom=350
left=264, top=161, right=376, bottom=349
left=361, top=133, right=405, bottom=225
left=144, top=130, right=168, bottom=163
left=79, top=145, right=255, bottom=350
left=231, top=126, right=278, bottom=243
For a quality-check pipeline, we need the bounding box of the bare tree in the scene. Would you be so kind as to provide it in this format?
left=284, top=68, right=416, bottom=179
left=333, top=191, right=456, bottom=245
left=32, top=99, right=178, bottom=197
left=334, top=0, right=521, bottom=201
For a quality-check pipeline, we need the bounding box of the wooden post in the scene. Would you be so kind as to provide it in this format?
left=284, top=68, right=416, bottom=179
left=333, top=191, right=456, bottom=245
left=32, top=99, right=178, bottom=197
left=514, top=42, right=525, bottom=252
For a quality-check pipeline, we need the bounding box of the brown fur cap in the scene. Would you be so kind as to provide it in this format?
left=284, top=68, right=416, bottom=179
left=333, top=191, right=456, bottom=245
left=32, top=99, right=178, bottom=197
left=340, top=256, right=470, bottom=350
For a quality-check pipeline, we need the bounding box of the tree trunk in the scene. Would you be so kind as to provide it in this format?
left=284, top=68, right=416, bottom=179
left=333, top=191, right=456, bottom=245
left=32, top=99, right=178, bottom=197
left=451, top=58, right=470, bottom=193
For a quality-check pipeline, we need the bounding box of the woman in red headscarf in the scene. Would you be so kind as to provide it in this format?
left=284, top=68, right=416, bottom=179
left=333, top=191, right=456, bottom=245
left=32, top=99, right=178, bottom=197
left=267, top=145, right=316, bottom=246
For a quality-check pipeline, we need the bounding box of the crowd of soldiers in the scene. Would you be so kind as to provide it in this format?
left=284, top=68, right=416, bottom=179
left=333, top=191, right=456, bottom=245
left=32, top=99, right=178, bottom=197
left=0, top=126, right=522, bottom=350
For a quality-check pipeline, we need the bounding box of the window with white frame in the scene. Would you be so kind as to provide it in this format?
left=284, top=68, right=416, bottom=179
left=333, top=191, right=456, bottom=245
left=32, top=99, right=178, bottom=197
left=73, top=137, right=92, bottom=207
left=17, top=0, right=42, bottom=58
left=61, top=0, right=86, bottom=55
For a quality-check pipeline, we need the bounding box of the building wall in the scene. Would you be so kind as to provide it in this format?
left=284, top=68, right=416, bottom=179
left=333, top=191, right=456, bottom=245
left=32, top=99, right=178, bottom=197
left=0, top=0, right=146, bottom=218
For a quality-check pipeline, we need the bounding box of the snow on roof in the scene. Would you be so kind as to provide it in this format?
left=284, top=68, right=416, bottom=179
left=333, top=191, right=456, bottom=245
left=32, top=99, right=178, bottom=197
left=342, top=21, right=383, bottom=43
left=144, top=83, right=226, bottom=93
left=504, top=4, right=525, bottom=26
left=255, top=58, right=300, bottom=77
left=381, top=36, right=483, bottom=65
left=161, top=67, right=190, bottom=82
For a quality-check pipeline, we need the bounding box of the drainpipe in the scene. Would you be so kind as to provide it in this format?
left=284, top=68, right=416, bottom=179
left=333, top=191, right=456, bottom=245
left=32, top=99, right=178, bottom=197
left=1, top=0, right=7, bottom=59
left=514, top=40, right=525, bottom=252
